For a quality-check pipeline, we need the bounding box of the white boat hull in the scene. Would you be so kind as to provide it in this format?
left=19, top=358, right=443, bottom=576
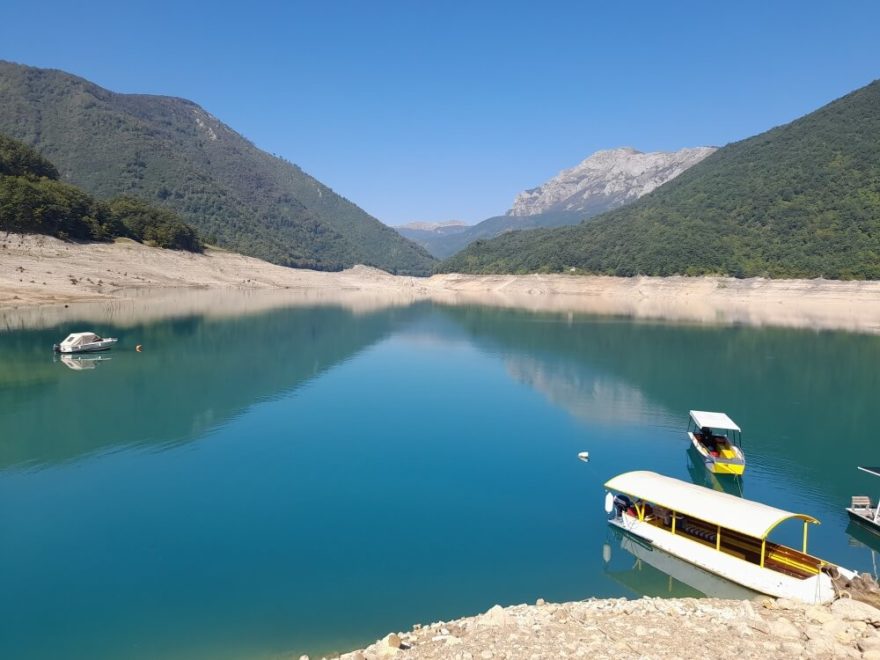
left=617, top=532, right=761, bottom=600
left=609, top=514, right=852, bottom=604
left=688, top=431, right=746, bottom=475
left=847, top=507, right=880, bottom=536
left=57, top=339, right=117, bottom=353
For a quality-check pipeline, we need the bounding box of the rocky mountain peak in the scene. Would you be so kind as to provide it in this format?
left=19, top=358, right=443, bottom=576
left=507, top=146, right=716, bottom=217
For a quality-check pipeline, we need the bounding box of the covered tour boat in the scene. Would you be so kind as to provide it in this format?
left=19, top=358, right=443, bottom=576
left=847, top=466, right=880, bottom=536
left=53, top=332, right=118, bottom=354
left=605, top=470, right=856, bottom=604
left=687, top=410, right=746, bottom=475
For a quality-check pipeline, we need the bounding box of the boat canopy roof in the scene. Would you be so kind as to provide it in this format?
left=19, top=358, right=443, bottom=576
left=858, top=467, right=880, bottom=478
left=62, top=332, right=100, bottom=345
left=605, top=471, right=819, bottom=539
left=690, top=410, right=740, bottom=432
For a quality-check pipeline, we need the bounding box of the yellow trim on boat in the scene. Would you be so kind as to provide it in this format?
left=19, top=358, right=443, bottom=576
left=709, top=460, right=745, bottom=476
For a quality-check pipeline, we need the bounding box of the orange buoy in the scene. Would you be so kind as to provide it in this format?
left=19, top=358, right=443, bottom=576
left=136, top=344, right=143, bottom=352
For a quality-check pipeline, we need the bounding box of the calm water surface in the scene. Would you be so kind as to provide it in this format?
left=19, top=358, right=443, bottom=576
left=1, top=299, right=879, bottom=658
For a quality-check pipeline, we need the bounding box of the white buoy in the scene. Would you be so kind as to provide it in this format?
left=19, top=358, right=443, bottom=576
left=577, top=451, right=590, bottom=462
left=604, top=491, right=614, bottom=514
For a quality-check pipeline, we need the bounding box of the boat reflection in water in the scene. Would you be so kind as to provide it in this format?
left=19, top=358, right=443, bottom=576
left=56, top=354, right=112, bottom=371
left=604, top=527, right=760, bottom=600
left=687, top=445, right=744, bottom=497
left=846, top=521, right=880, bottom=580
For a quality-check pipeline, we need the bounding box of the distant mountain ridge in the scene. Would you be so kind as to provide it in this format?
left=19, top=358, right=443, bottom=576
left=395, top=221, right=472, bottom=256
left=507, top=146, right=716, bottom=217
left=0, top=61, right=435, bottom=275
left=396, top=146, right=712, bottom=259
left=397, top=220, right=469, bottom=231
left=440, top=79, right=880, bottom=279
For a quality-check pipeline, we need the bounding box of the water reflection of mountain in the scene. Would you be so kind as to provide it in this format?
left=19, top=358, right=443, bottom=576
left=438, top=304, right=880, bottom=502
left=505, top=355, right=668, bottom=428
left=0, top=304, right=421, bottom=470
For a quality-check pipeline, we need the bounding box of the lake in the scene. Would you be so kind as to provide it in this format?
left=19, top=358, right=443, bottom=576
left=1, top=294, right=879, bottom=658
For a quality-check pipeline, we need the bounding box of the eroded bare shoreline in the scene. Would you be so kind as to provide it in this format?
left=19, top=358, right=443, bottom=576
left=331, top=596, right=880, bottom=660
left=2, top=235, right=880, bottom=333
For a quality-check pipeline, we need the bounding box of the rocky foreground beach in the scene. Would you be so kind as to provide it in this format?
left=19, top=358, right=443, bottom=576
left=325, top=595, right=880, bottom=660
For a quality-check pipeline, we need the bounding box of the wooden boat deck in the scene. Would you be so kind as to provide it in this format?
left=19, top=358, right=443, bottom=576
left=636, top=510, right=822, bottom=580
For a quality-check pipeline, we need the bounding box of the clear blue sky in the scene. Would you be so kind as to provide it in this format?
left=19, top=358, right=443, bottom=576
left=1, top=1, right=878, bottom=225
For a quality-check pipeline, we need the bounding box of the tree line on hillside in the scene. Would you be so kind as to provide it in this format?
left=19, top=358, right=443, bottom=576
left=439, top=79, right=880, bottom=280
left=0, top=62, right=436, bottom=275
left=0, top=133, right=201, bottom=251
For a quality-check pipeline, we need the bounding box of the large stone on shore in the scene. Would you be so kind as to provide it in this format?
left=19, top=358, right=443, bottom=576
left=780, top=641, right=804, bottom=655
left=774, top=598, right=806, bottom=611
left=831, top=597, right=880, bottom=624
left=480, top=604, right=514, bottom=626
left=767, top=617, right=803, bottom=640
left=805, top=637, right=837, bottom=655
left=747, top=617, right=771, bottom=634
left=805, top=605, right=834, bottom=623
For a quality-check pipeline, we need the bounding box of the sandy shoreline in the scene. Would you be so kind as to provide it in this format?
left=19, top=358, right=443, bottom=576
left=3, top=234, right=880, bottom=332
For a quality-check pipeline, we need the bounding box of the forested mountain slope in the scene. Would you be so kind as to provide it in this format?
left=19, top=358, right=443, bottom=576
left=0, top=133, right=200, bottom=251
left=0, top=61, right=434, bottom=274
left=440, top=80, right=880, bottom=279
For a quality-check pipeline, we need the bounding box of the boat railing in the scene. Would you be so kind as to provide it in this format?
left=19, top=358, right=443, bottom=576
left=633, top=508, right=821, bottom=579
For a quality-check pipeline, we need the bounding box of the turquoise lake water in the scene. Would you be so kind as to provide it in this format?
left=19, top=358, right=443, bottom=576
left=2, top=298, right=880, bottom=658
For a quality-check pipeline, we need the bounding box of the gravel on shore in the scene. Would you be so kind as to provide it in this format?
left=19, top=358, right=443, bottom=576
left=324, top=596, right=880, bottom=660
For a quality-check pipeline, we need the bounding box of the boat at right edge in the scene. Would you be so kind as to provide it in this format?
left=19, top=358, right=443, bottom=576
left=605, top=470, right=857, bottom=604
left=847, top=466, right=880, bottom=536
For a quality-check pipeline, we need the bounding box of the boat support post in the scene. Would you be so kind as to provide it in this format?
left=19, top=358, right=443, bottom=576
left=760, top=539, right=766, bottom=568
left=716, top=525, right=721, bottom=551
left=803, top=521, right=809, bottom=554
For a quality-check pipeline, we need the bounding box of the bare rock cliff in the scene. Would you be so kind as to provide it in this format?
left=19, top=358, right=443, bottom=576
left=508, top=146, right=716, bottom=217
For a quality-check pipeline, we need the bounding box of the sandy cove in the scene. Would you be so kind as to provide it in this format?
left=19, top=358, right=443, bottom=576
left=332, top=596, right=880, bottom=660
left=2, top=234, right=880, bottom=334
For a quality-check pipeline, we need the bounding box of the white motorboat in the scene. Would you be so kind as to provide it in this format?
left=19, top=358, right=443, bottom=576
left=847, top=466, right=880, bottom=536
left=605, top=470, right=857, bottom=604
left=53, top=332, right=118, bottom=354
